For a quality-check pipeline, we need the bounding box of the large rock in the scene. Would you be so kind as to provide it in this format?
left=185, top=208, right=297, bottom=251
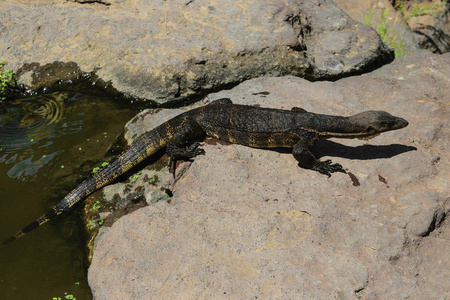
left=0, top=0, right=392, bottom=104
left=88, top=51, right=449, bottom=298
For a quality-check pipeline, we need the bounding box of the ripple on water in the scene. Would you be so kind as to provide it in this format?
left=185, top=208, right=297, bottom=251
left=0, top=92, right=80, bottom=180
left=0, top=92, right=67, bottom=151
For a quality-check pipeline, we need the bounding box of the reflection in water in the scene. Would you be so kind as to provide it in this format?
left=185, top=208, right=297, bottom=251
left=6, top=151, right=61, bottom=180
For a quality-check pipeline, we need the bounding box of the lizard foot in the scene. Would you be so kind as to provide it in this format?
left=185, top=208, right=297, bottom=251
left=168, top=142, right=205, bottom=176
left=187, top=142, right=206, bottom=156
left=311, top=159, right=346, bottom=177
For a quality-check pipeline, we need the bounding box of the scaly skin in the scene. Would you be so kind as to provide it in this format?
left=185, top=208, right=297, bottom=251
left=1, top=99, right=408, bottom=245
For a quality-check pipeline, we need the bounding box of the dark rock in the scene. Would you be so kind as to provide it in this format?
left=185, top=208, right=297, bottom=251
left=300, top=0, right=394, bottom=78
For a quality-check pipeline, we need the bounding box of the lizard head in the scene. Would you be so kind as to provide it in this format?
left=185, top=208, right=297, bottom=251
left=350, top=111, right=409, bottom=136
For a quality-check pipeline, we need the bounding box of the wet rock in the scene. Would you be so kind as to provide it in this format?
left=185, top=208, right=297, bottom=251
left=16, top=61, right=82, bottom=91
left=0, top=0, right=392, bottom=104
left=89, top=51, right=449, bottom=299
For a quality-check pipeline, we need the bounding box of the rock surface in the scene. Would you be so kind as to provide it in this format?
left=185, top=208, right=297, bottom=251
left=88, top=51, right=449, bottom=299
left=0, top=0, right=392, bottom=104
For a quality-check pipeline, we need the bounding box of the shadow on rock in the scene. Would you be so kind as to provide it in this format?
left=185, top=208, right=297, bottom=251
left=312, top=140, right=417, bottom=160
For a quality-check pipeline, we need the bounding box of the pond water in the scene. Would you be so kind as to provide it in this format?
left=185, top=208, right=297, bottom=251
left=0, top=90, right=140, bottom=299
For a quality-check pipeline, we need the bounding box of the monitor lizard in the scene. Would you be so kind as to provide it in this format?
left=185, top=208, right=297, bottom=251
left=1, top=98, right=408, bottom=245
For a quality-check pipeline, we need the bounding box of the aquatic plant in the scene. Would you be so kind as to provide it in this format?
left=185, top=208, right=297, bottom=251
left=91, top=161, right=109, bottom=174
left=0, top=62, right=19, bottom=102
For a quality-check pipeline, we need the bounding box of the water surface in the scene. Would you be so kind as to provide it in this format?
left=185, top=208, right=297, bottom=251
left=0, top=91, right=139, bottom=299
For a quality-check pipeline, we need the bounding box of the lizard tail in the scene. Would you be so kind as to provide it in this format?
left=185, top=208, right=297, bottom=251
left=0, top=112, right=192, bottom=246
left=0, top=118, right=179, bottom=246
left=1, top=207, right=61, bottom=246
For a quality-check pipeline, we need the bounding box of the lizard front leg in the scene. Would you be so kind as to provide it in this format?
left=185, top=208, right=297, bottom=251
left=292, top=137, right=346, bottom=177
left=166, top=120, right=206, bottom=174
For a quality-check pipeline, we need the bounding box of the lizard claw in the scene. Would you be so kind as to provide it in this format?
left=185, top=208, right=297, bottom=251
left=167, top=142, right=206, bottom=177
left=311, top=159, right=346, bottom=177
left=188, top=142, right=205, bottom=156
left=194, top=148, right=206, bottom=156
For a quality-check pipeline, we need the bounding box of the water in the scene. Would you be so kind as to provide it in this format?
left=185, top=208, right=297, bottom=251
left=0, top=91, right=139, bottom=299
